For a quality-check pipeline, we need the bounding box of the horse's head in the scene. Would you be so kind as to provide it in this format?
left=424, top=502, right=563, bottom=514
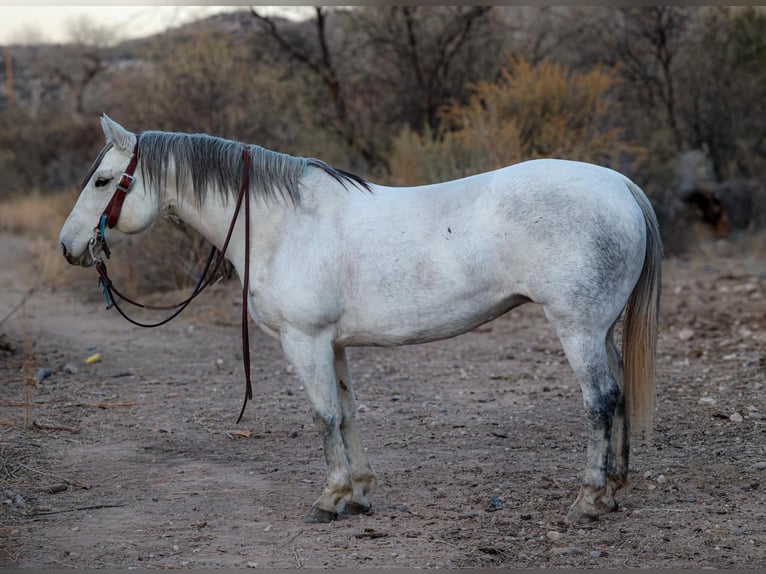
left=59, top=115, right=159, bottom=266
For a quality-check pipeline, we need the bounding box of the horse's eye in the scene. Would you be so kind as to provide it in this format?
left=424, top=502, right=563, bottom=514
left=95, top=177, right=112, bottom=188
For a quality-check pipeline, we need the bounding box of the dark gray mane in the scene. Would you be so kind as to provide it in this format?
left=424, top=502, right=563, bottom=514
left=136, top=131, right=369, bottom=206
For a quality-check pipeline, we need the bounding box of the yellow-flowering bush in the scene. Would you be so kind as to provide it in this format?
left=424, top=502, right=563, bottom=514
left=389, top=57, right=644, bottom=186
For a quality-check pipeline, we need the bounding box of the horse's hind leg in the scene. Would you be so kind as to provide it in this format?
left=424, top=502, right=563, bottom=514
left=605, top=323, right=629, bottom=504
left=280, top=330, right=352, bottom=523
left=554, top=326, right=621, bottom=523
left=334, top=348, right=376, bottom=515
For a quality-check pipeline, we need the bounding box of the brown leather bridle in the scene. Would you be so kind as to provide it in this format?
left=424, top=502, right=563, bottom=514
left=90, top=137, right=254, bottom=422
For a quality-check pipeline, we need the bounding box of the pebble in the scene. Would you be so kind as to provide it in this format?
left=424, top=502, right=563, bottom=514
left=643, top=546, right=653, bottom=553
left=730, top=412, right=744, bottom=423
left=755, top=462, right=766, bottom=470
left=63, top=363, right=79, bottom=375
left=677, top=328, right=695, bottom=341
left=590, top=550, right=604, bottom=558
left=547, top=530, right=562, bottom=542
left=486, top=496, right=504, bottom=512
left=656, top=474, right=667, bottom=484
left=34, top=367, right=53, bottom=383
left=730, top=527, right=745, bottom=536
left=567, top=547, right=582, bottom=555
left=698, top=396, right=716, bottom=405
left=356, top=404, right=369, bottom=413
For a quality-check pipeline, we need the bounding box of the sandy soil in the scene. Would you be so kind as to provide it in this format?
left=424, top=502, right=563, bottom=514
left=1, top=231, right=764, bottom=568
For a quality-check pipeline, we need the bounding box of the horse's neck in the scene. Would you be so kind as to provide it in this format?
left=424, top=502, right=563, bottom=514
left=159, top=183, right=282, bottom=275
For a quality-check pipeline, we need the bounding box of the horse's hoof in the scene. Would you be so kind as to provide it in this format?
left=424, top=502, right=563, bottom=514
left=303, top=506, right=338, bottom=523
left=565, top=507, right=600, bottom=524
left=342, top=501, right=372, bottom=516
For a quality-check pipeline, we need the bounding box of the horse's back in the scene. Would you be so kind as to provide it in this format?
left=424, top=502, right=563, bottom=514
left=321, top=159, right=648, bottom=345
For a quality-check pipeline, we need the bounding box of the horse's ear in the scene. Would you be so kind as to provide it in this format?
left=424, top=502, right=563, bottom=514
left=100, top=114, right=136, bottom=152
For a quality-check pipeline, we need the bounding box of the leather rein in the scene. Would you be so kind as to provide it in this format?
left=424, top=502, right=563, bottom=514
left=90, top=136, right=254, bottom=423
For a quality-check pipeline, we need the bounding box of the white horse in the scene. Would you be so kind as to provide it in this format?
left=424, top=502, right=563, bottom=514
left=60, top=115, right=662, bottom=524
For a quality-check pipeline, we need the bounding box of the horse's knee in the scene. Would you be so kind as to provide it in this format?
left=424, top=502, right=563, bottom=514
left=311, top=408, right=339, bottom=435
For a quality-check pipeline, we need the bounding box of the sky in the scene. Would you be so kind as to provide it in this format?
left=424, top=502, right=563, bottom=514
left=0, top=5, right=307, bottom=45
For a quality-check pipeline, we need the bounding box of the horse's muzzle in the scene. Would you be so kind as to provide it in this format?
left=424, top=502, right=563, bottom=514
left=60, top=241, right=94, bottom=267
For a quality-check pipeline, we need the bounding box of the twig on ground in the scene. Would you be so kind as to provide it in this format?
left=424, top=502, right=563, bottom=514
left=0, top=289, right=34, bottom=328
left=14, top=461, right=89, bottom=489
left=31, top=503, right=125, bottom=516
left=32, top=420, right=79, bottom=434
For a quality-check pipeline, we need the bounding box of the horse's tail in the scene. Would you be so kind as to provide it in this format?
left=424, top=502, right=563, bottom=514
left=622, top=179, right=663, bottom=439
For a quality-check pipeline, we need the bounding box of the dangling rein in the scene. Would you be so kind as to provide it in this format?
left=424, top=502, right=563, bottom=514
left=89, top=136, right=254, bottom=423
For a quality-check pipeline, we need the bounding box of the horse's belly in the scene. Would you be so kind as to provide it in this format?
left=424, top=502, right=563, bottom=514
left=335, top=292, right=530, bottom=347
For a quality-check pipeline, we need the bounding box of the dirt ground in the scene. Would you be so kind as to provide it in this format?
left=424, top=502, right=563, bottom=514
left=1, top=231, right=764, bottom=569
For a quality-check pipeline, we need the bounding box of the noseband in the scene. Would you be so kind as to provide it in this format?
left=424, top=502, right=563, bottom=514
left=90, top=138, right=254, bottom=423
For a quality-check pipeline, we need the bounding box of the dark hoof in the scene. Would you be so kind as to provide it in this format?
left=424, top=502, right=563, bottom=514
left=342, top=501, right=372, bottom=516
left=303, top=505, right=338, bottom=523
left=565, top=507, right=600, bottom=524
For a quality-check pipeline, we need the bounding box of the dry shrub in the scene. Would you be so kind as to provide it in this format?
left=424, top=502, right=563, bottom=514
left=388, top=56, right=645, bottom=185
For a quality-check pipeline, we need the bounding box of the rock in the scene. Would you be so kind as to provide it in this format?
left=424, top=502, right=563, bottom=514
left=547, top=530, right=562, bottom=542
left=656, top=474, right=668, bottom=484
left=754, top=462, right=766, bottom=470
left=590, top=550, right=604, bottom=558
left=63, top=363, right=79, bottom=375
left=730, top=527, right=745, bottom=536
left=730, top=412, right=744, bottom=423
left=677, top=328, right=695, bottom=341
left=357, top=404, right=369, bottom=413
left=643, top=546, right=653, bottom=553
left=698, top=396, right=717, bottom=405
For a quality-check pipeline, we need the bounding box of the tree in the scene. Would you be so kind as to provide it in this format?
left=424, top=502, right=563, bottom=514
left=250, top=6, right=498, bottom=172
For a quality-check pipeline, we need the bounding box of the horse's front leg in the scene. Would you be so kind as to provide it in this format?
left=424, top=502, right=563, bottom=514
left=281, top=330, right=352, bottom=523
left=334, top=348, right=376, bottom=515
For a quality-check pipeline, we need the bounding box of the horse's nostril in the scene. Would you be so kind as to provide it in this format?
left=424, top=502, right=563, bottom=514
left=60, top=241, right=68, bottom=257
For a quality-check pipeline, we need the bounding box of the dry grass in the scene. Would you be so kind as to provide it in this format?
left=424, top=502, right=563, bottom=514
left=0, top=190, right=77, bottom=236
left=0, top=191, right=86, bottom=290
left=0, top=190, right=217, bottom=296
